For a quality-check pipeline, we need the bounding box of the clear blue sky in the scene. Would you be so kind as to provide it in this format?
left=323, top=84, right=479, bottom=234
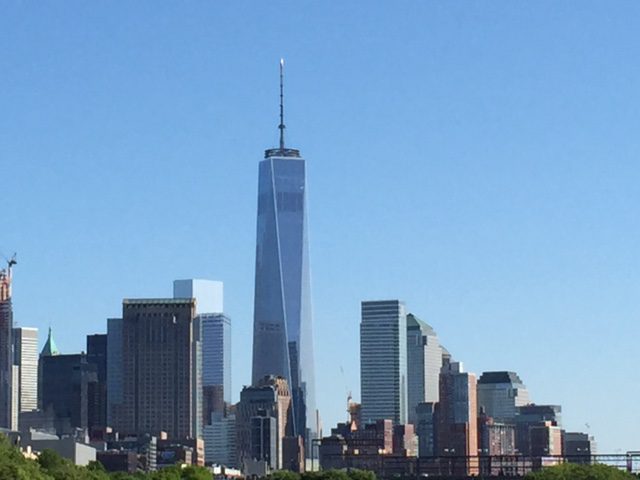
left=2, top=1, right=639, bottom=453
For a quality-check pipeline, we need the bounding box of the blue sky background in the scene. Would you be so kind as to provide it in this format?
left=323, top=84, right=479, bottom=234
left=2, top=1, right=639, bottom=452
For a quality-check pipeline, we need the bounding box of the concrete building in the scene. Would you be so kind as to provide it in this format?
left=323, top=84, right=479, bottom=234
left=406, top=314, right=441, bottom=425
left=436, top=362, right=478, bottom=476
left=21, top=429, right=96, bottom=466
left=251, top=65, right=317, bottom=452
left=236, top=375, right=292, bottom=470
left=360, top=300, right=408, bottom=425
left=477, top=371, right=530, bottom=423
left=111, top=298, right=202, bottom=440
left=13, top=327, right=38, bottom=413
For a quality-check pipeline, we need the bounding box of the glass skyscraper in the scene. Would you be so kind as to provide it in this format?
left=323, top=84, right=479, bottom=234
left=251, top=61, right=316, bottom=450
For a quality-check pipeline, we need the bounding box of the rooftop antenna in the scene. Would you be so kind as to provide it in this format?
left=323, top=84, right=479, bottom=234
left=279, top=58, right=285, bottom=151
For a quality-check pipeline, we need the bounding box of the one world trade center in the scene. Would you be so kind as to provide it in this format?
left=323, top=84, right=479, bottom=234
left=252, top=60, right=317, bottom=453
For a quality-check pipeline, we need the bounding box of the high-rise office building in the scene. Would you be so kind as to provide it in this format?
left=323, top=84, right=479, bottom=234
left=436, top=361, right=478, bottom=475
left=236, top=375, right=292, bottom=470
left=514, top=404, right=562, bottom=455
left=0, top=260, right=15, bottom=429
left=111, top=299, right=202, bottom=439
left=360, top=300, right=408, bottom=425
left=173, top=280, right=231, bottom=422
left=86, top=334, right=107, bottom=431
left=406, top=314, right=441, bottom=425
left=106, top=318, right=122, bottom=427
left=201, top=314, right=231, bottom=419
left=12, top=327, right=38, bottom=413
left=173, top=279, right=223, bottom=315
left=203, top=411, right=237, bottom=467
left=477, top=371, right=530, bottom=423
left=251, top=61, right=316, bottom=449
left=40, top=353, right=98, bottom=435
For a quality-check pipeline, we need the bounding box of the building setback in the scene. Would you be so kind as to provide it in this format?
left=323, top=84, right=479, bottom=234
left=360, top=300, right=408, bottom=425
left=111, top=298, right=202, bottom=439
left=477, top=371, right=530, bottom=423
left=406, top=314, right=441, bottom=425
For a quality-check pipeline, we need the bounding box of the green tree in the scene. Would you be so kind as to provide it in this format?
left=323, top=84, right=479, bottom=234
left=526, top=463, right=636, bottom=480
left=346, top=469, right=376, bottom=480
left=0, top=434, right=52, bottom=480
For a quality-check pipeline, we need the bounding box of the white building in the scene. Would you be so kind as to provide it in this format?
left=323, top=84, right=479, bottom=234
left=13, top=327, right=39, bottom=413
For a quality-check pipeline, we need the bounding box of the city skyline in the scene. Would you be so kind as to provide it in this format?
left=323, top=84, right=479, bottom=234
left=2, top=1, right=640, bottom=454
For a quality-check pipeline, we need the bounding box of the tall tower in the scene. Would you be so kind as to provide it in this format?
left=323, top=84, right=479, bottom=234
left=406, top=314, right=442, bottom=425
left=0, top=255, right=16, bottom=429
left=360, top=300, right=408, bottom=426
left=252, top=60, right=317, bottom=450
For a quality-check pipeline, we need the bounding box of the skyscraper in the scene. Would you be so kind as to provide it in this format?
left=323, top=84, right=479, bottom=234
left=86, top=334, right=108, bottom=431
left=251, top=61, right=316, bottom=448
left=436, top=361, right=478, bottom=475
left=112, top=298, right=202, bottom=439
left=406, top=314, right=441, bottom=425
left=360, top=300, right=408, bottom=425
left=12, top=327, right=38, bottom=413
left=476, top=371, right=530, bottom=423
left=0, top=257, right=16, bottom=429
left=173, top=280, right=231, bottom=421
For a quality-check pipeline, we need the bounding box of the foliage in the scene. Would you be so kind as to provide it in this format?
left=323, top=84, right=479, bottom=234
left=526, top=462, right=637, bottom=480
left=270, top=469, right=376, bottom=480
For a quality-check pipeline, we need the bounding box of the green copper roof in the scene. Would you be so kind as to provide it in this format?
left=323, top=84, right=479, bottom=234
left=40, top=327, right=60, bottom=357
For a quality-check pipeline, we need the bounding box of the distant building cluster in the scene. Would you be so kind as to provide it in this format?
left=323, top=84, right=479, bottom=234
left=0, top=66, right=602, bottom=479
left=317, top=299, right=596, bottom=477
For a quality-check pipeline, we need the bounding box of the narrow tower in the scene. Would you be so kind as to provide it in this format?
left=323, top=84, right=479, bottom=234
left=252, top=60, right=317, bottom=454
left=0, top=254, right=16, bottom=428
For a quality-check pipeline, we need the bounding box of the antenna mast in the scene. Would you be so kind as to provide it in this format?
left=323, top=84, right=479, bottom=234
left=279, top=58, right=285, bottom=151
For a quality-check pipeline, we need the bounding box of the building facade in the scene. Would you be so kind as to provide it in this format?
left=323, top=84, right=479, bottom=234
left=203, top=412, right=237, bottom=467
left=477, top=371, right=530, bottom=423
left=39, top=353, right=98, bottom=435
left=360, top=300, right=408, bottom=425
left=111, top=299, right=202, bottom=439
left=251, top=68, right=317, bottom=451
left=86, top=334, right=107, bottom=432
left=406, top=314, right=441, bottom=425
left=13, top=327, right=38, bottom=413
left=436, top=362, right=478, bottom=475
left=0, top=264, right=14, bottom=428
left=106, top=318, right=123, bottom=427
left=236, top=375, right=292, bottom=470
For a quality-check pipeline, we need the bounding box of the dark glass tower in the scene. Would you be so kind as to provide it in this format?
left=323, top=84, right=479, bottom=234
left=252, top=60, right=316, bottom=450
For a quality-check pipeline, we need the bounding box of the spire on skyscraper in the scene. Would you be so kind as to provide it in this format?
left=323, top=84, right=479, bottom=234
left=265, top=59, right=300, bottom=159
left=279, top=58, right=285, bottom=151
